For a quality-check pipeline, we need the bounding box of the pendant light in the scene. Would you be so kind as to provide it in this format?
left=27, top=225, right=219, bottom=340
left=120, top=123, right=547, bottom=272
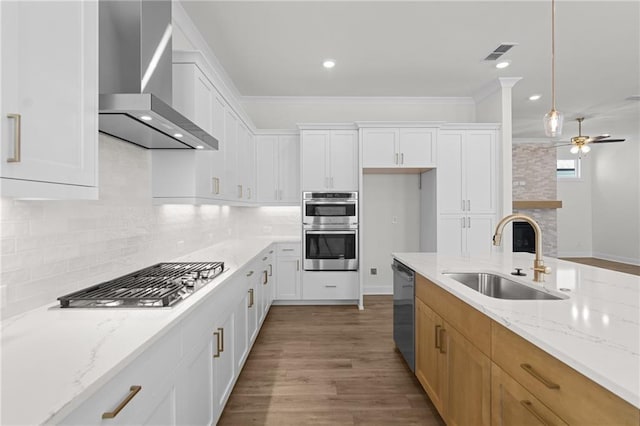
left=543, top=0, right=563, bottom=137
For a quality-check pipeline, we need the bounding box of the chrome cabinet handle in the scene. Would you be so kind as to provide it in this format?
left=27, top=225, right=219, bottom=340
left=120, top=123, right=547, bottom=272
left=325, top=285, right=337, bottom=288
left=248, top=288, right=254, bottom=307
left=462, top=199, right=465, bottom=211
left=467, top=199, right=471, bottom=211
left=520, top=363, right=560, bottom=389
left=7, top=113, right=21, bottom=163
left=461, top=217, right=466, bottom=229
left=102, top=385, right=142, bottom=419
left=401, top=152, right=404, bottom=164
left=467, top=217, right=471, bottom=228
left=268, top=264, right=273, bottom=276
left=520, top=400, right=551, bottom=426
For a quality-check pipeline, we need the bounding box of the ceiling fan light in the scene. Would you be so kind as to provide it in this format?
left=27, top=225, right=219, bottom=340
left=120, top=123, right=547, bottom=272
left=570, top=145, right=580, bottom=154
left=581, top=145, right=591, bottom=153
left=543, top=109, right=564, bottom=137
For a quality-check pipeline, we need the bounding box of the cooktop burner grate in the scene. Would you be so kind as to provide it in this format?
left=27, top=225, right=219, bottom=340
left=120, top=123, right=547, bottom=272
left=58, top=262, right=224, bottom=308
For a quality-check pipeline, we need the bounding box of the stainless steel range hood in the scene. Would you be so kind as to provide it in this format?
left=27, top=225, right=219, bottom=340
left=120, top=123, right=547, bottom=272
left=99, top=0, right=218, bottom=150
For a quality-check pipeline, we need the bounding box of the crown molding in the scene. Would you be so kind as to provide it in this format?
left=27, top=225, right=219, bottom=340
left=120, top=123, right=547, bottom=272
left=297, top=123, right=359, bottom=130
left=240, top=96, right=475, bottom=105
left=440, top=123, right=501, bottom=130
left=253, top=129, right=300, bottom=136
left=355, top=121, right=445, bottom=128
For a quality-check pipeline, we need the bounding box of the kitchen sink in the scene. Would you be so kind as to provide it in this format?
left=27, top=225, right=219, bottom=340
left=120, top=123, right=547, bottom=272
left=442, top=272, right=566, bottom=300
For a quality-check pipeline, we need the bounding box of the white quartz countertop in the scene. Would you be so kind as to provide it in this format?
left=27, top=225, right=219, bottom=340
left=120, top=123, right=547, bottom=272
left=392, top=252, right=640, bottom=409
left=0, top=236, right=299, bottom=425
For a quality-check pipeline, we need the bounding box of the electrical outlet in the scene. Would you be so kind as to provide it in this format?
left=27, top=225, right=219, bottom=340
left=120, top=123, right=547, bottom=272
left=370, top=268, right=377, bottom=275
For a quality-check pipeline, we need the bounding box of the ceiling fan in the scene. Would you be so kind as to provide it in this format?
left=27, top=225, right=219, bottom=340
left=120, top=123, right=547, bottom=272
left=554, top=117, right=626, bottom=155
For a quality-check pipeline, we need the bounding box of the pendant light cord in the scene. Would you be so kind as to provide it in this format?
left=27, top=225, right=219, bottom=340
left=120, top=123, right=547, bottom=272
left=551, top=0, right=556, bottom=110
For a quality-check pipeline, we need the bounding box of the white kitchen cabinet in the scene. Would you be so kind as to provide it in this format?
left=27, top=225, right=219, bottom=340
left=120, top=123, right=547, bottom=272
left=247, top=269, right=259, bottom=344
left=213, top=311, right=235, bottom=417
left=0, top=0, right=98, bottom=199
left=302, top=271, right=359, bottom=300
left=361, top=127, right=436, bottom=169
left=437, top=129, right=496, bottom=215
left=175, top=338, right=214, bottom=426
left=301, top=129, right=358, bottom=191
left=437, top=215, right=495, bottom=257
left=237, top=122, right=255, bottom=201
left=275, top=243, right=301, bottom=300
left=223, top=109, right=240, bottom=199
left=234, top=273, right=250, bottom=370
left=256, top=134, right=300, bottom=204
left=258, top=249, right=275, bottom=324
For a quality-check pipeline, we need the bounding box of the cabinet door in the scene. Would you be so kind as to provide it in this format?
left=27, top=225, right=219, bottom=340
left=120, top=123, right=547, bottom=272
left=437, top=131, right=464, bottom=214
left=278, top=135, right=300, bottom=202
left=247, top=273, right=259, bottom=343
left=210, top=93, right=226, bottom=198
left=329, top=130, right=358, bottom=190
left=399, top=128, right=436, bottom=167
left=213, top=312, right=235, bottom=416
left=256, top=135, right=278, bottom=202
left=175, top=339, right=214, bottom=426
left=1, top=1, right=97, bottom=191
left=301, top=131, right=329, bottom=190
left=491, top=363, right=568, bottom=426
left=415, top=299, right=446, bottom=416
left=142, top=385, right=175, bottom=426
left=466, top=216, right=495, bottom=257
left=173, top=63, right=213, bottom=134
left=437, top=216, right=465, bottom=256
left=237, top=123, right=254, bottom=200
left=223, top=110, right=238, bottom=199
left=465, top=131, right=496, bottom=214
left=234, top=285, right=249, bottom=370
left=276, top=256, right=301, bottom=300
left=362, top=128, right=398, bottom=167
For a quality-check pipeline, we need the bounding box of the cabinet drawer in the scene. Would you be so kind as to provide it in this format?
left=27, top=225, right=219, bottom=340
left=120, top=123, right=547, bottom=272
left=59, top=330, right=180, bottom=425
left=277, top=242, right=301, bottom=257
left=416, top=274, right=491, bottom=356
left=491, top=362, right=568, bottom=426
left=303, top=271, right=358, bottom=300
left=492, top=323, right=639, bottom=425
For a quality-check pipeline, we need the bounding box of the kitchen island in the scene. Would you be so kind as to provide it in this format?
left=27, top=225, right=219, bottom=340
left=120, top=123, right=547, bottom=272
left=0, top=237, right=297, bottom=425
left=393, top=251, right=640, bottom=423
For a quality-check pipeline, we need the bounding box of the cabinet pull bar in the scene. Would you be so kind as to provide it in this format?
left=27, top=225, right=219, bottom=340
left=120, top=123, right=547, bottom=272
left=325, top=285, right=337, bottom=288
left=461, top=217, right=466, bottom=229
left=213, top=331, right=221, bottom=357
left=7, top=114, right=21, bottom=163
left=435, top=325, right=441, bottom=349
left=520, top=363, right=560, bottom=389
left=269, top=264, right=273, bottom=276
left=461, top=199, right=465, bottom=211
left=467, top=199, right=471, bottom=211
left=246, top=270, right=254, bottom=277
left=438, top=328, right=446, bottom=354
left=248, top=288, right=254, bottom=307
left=216, top=178, right=220, bottom=195
left=296, top=259, right=300, bottom=271
left=467, top=217, right=471, bottom=228
left=520, top=400, right=551, bottom=426
left=269, top=250, right=274, bottom=254
left=263, top=270, right=268, bottom=285
left=262, top=256, right=268, bottom=261
left=395, top=153, right=399, bottom=164
left=102, top=385, right=142, bottom=419
left=282, top=248, right=294, bottom=252
left=218, top=327, right=224, bottom=353
left=401, top=153, right=404, bottom=164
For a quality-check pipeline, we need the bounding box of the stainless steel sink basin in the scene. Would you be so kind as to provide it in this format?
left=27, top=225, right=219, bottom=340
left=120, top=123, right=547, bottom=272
left=442, top=272, right=565, bottom=300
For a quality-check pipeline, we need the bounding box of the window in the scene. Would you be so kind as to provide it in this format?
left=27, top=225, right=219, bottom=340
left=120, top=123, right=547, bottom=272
left=557, top=159, right=580, bottom=178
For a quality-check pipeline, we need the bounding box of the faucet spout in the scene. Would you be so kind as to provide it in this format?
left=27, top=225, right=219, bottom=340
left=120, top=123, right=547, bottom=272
left=492, top=214, right=551, bottom=282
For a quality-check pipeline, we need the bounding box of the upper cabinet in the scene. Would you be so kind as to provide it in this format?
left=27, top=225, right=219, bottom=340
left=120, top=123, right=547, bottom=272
left=0, top=1, right=98, bottom=199
left=256, top=134, right=300, bottom=204
left=301, top=128, right=358, bottom=191
left=361, top=127, right=436, bottom=170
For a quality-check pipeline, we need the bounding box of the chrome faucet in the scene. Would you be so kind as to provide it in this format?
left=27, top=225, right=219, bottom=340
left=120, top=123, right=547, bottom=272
left=492, top=214, right=551, bottom=282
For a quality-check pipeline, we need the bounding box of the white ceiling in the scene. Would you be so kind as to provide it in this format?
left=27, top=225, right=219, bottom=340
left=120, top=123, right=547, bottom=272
left=180, top=1, right=640, bottom=140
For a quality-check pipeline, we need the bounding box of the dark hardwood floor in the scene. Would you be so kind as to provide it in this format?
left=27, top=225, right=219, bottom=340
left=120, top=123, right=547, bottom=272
left=218, top=296, right=444, bottom=425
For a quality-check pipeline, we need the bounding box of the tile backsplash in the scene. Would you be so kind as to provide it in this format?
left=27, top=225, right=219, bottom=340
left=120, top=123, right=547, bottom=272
left=0, top=135, right=299, bottom=319
left=512, top=142, right=558, bottom=257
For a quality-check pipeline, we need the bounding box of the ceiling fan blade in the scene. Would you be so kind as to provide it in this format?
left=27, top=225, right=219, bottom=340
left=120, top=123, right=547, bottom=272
left=586, top=134, right=610, bottom=142
left=550, top=143, right=573, bottom=148
left=591, top=139, right=626, bottom=144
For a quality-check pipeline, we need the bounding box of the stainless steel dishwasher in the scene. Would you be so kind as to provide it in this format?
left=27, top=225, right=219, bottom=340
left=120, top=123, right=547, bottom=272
left=392, top=259, right=415, bottom=372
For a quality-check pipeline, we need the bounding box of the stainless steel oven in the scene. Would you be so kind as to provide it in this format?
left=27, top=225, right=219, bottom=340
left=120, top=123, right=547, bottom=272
left=303, top=192, right=358, bottom=226
left=303, top=225, right=358, bottom=271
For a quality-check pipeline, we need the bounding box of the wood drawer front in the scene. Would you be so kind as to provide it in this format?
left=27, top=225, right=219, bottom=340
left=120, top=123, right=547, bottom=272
left=492, top=323, right=639, bottom=425
left=491, top=362, right=568, bottom=426
left=277, top=242, right=300, bottom=256
left=303, top=271, right=358, bottom=300
left=416, top=274, right=491, bottom=356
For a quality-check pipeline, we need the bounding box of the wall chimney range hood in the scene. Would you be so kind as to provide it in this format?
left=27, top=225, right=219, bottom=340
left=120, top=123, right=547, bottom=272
left=99, top=0, right=218, bottom=150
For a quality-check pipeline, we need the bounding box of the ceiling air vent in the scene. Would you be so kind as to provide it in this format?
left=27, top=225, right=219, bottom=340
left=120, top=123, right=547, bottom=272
left=484, top=43, right=517, bottom=61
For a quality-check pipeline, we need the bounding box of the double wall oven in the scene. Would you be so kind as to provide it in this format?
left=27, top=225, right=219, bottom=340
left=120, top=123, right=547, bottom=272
left=303, top=192, right=358, bottom=271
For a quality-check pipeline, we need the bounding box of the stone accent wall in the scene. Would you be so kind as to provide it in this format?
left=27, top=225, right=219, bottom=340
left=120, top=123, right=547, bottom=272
left=512, top=143, right=558, bottom=257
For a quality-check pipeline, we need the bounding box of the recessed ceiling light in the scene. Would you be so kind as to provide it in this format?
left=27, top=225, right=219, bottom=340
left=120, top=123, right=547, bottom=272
left=529, top=94, right=542, bottom=101
left=173, top=133, right=183, bottom=138
left=495, top=60, right=510, bottom=69
left=195, top=145, right=204, bottom=150
left=140, top=115, right=152, bottom=121
left=323, top=59, right=336, bottom=69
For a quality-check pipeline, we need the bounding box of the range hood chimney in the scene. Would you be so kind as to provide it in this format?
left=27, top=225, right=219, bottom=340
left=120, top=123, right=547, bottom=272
left=99, top=0, right=218, bottom=150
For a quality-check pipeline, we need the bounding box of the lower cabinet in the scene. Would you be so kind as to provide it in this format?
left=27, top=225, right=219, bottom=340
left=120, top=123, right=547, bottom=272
left=302, top=271, right=359, bottom=300
left=275, top=243, right=301, bottom=300
left=59, top=244, right=279, bottom=425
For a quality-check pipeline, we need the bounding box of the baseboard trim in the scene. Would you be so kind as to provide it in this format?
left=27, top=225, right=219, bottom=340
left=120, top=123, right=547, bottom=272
left=272, top=299, right=358, bottom=306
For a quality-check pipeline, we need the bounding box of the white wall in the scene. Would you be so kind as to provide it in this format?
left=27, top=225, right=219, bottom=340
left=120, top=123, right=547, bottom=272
left=362, top=174, right=421, bottom=294
left=241, top=98, right=475, bottom=130
left=557, top=153, right=593, bottom=257
left=591, top=135, right=640, bottom=264
left=0, top=135, right=299, bottom=319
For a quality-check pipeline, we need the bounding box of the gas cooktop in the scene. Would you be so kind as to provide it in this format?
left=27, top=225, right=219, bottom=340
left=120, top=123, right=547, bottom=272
left=57, top=262, right=224, bottom=308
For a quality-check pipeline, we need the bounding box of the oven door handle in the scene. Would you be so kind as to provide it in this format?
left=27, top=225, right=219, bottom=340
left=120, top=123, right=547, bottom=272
left=305, top=230, right=357, bottom=235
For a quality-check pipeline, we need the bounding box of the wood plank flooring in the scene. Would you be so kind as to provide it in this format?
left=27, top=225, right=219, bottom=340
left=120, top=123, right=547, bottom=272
left=218, top=296, right=444, bottom=426
left=560, top=257, right=640, bottom=276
